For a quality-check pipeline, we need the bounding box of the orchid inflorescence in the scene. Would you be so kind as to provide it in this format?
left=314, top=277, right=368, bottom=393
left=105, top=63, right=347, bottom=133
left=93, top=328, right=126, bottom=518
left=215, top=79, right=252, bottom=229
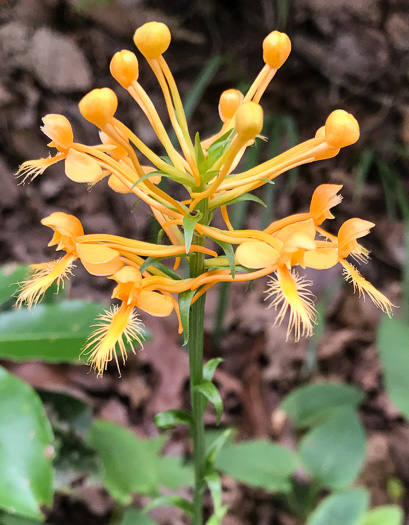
left=16, top=22, right=393, bottom=376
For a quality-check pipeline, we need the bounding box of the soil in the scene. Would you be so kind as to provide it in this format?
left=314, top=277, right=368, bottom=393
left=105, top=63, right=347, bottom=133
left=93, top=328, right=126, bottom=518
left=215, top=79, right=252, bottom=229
left=1, top=0, right=409, bottom=524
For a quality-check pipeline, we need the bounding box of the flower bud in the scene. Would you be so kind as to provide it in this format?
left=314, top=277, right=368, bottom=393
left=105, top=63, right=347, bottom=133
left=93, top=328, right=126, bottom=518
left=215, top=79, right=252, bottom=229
left=234, top=101, right=263, bottom=142
left=110, top=50, right=139, bottom=88
left=41, top=114, right=74, bottom=150
left=324, top=110, right=360, bottom=148
left=218, top=89, right=243, bottom=122
left=263, top=31, right=291, bottom=69
left=79, top=88, right=118, bottom=128
left=133, top=22, right=171, bottom=59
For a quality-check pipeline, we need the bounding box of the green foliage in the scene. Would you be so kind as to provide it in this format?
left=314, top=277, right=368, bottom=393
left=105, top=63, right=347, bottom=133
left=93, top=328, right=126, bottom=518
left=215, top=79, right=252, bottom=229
left=299, top=407, right=366, bottom=489
left=307, top=489, right=369, bottom=525
left=178, top=289, right=197, bottom=345
left=119, top=509, right=156, bottom=525
left=360, top=505, right=403, bottom=525
left=0, top=299, right=145, bottom=363
left=214, top=440, right=297, bottom=492
left=144, top=496, right=193, bottom=516
left=194, top=381, right=223, bottom=424
left=0, top=265, right=29, bottom=309
left=211, top=239, right=236, bottom=278
left=183, top=211, right=203, bottom=253
left=0, top=367, right=54, bottom=519
left=87, top=419, right=193, bottom=505
left=281, top=381, right=364, bottom=429
left=154, top=409, right=193, bottom=430
left=377, top=316, right=409, bottom=419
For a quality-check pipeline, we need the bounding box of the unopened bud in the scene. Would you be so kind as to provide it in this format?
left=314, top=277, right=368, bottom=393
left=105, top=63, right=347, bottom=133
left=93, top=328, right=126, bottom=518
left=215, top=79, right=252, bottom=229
left=263, top=31, right=291, bottom=69
left=325, top=110, right=360, bottom=149
left=110, top=50, right=139, bottom=88
left=218, top=89, right=243, bottom=122
left=41, top=114, right=73, bottom=150
left=234, top=101, right=263, bottom=142
left=79, top=88, right=118, bottom=128
left=133, top=22, right=171, bottom=59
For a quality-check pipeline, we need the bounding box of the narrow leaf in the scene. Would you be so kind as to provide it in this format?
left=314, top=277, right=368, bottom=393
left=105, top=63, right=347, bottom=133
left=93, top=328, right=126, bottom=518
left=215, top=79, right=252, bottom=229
left=183, top=211, right=202, bottom=254
left=205, top=472, right=227, bottom=522
left=154, top=409, right=192, bottom=430
left=203, top=358, right=224, bottom=382
left=194, top=381, right=223, bottom=424
left=195, top=132, right=207, bottom=173
left=144, top=496, right=193, bottom=516
left=178, top=289, right=197, bottom=345
left=206, top=428, right=234, bottom=469
left=212, top=239, right=236, bottom=278
left=212, top=192, right=267, bottom=210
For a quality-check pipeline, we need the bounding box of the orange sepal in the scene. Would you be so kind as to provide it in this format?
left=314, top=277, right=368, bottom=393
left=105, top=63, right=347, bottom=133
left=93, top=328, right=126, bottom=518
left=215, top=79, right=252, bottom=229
left=135, top=290, right=174, bottom=317
left=65, top=149, right=104, bottom=183
left=235, top=241, right=279, bottom=269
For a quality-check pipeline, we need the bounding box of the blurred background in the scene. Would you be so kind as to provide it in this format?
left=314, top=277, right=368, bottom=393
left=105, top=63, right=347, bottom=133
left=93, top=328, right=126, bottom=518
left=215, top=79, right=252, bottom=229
left=1, top=0, right=409, bottom=524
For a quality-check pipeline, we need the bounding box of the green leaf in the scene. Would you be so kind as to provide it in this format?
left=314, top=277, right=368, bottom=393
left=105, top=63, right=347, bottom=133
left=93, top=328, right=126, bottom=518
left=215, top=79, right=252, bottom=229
left=360, top=505, right=404, bottom=525
left=203, top=358, right=224, bottom=382
left=144, top=496, right=193, bottom=516
left=211, top=192, right=267, bottom=210
left=0, top=265, right=29, bottom=308
left=154, top=409, right=192, bottom=430
left=300, top=407, right=366, bottom=489
left=206, top=130, right=235, bottom=168
left=132, top=170, right=188, bottom=187
left=214, top=440, right=297, bottom=492
left=205, top=472, right=228, bottom=523
left=195, top=132, right=208, bottom=173
left=307, top=488, right=369, bottom=525
left=0, top=367, right=54, bottom=519
left=87, top=420, right=192, bottom=504
left=281, top=382, right=364, bottom=429
left=377, top=316, right=409, bottom=420
left=119, top=509, right=156, bottom=525
left=183, top=211, right=202, bottom=254
left=206, top=428, right=234, bottom=468
left=194, top=381, right=223, bottom=424
left=0, top=300, right=143, bottom=363
left=0, top=513, right=45, bottom=525
left=178, top=289, right=197, bottom=346
left=212, top=239, right=236, bottom=278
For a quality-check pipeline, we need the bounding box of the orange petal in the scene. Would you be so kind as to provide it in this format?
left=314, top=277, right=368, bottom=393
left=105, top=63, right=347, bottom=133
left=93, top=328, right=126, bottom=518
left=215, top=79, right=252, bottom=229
left=304, top=248, right=339, bottom=269
left=235, top=241, right=279, bottom=269
left=309, top=184, right=343, bottom=225
left=65, top=149, right=104, bottom=183
left=338, top=218, right=374, bottom=259
left=274, top=218, right=316, bottom=243
left=77, top=243, right=123, bottom=276
left=135, top=290, right=174, bottom=317
left=41, top=212, right=84, bottom=238
left=108, top=174, right=131, bottom=194
left=282, top=231, right=316, bottom=254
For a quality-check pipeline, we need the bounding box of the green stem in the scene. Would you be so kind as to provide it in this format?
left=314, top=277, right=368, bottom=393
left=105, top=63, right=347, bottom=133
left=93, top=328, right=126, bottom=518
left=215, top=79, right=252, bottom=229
left=188, top=197, right=209, bottom=525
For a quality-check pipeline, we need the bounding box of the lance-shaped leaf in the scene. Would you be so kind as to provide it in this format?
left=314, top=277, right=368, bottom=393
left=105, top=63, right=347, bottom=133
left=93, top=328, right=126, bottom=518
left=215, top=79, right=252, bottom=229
left=193, top=381, right=223, bottom=424
left=178, top=289, right=197, bottom=346
left=211, top=239, right=236, bottom=278
left=154, top=409, right=192, bottom=430
left=183, top=211, right=203, bottom=254
left=307, top=488, right=369, bottom=525
left=144, top=496, right=193, bottom=517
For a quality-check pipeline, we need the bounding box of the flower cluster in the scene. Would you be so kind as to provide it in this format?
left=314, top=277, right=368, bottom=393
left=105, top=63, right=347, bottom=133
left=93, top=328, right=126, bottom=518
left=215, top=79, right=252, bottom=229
left=16, top=22, right=392, bottom=375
